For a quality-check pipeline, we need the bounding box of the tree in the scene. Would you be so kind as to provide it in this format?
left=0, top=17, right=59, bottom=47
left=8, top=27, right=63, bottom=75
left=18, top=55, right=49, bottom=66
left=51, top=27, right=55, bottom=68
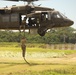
left=0, top=27, right=76, bottom=44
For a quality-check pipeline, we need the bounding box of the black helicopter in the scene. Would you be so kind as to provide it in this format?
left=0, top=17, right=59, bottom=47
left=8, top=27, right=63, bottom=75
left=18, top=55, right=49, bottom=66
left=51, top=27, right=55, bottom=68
left=0, top=0, right=74, bottom=36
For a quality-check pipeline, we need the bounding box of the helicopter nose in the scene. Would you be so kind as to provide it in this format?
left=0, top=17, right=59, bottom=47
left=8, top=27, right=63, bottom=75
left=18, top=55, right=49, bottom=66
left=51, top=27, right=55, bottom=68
left=69, top=20, right=74, bottom=25
left=65, top=19, right=74, bottom=26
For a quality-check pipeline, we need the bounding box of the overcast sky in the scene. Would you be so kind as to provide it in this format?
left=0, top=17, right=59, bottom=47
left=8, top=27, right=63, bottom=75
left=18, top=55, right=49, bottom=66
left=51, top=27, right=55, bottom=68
left=0, top=0, right=76, bottom=29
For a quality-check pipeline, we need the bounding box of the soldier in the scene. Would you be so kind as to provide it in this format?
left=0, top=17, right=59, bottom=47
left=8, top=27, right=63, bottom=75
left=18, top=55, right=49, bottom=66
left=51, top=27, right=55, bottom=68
left=28, top=17, right=32, bottom=26
left=21, top=37, right=26, bottom=58
left=20, top=17, right=27, bottom=32
left=21, top=37, right=30, bottom=65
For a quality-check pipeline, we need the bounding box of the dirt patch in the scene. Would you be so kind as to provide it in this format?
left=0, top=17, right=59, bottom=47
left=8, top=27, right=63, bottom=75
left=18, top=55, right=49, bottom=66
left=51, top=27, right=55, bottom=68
left=65, top=53, right=76, bottom=58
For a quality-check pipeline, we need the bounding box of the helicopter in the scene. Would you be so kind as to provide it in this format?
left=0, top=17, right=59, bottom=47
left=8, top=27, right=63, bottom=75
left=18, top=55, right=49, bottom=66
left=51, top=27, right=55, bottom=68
left=0, top=0, right=74, bottom=36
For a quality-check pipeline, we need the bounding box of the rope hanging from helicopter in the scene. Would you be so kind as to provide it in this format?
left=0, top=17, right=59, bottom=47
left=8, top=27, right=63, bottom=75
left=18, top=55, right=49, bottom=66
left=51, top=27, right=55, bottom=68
left=19, top=24, right=30, bottom=65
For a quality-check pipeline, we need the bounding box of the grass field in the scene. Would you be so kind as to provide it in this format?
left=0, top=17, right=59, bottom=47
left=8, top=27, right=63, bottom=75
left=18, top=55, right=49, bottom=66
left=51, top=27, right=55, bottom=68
left=0, top=42, right=76, bottom=75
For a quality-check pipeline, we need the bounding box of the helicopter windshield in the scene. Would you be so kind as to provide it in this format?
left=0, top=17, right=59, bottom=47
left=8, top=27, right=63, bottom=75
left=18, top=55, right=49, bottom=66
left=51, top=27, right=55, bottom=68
left=59, top=12, right=67, bottom=18
left=52, top=11, right=67, bottom=19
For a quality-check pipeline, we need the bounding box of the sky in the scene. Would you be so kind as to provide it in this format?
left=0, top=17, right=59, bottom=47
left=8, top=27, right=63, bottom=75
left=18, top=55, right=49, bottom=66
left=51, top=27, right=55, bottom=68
left=0, top=0, right=76, bottom=29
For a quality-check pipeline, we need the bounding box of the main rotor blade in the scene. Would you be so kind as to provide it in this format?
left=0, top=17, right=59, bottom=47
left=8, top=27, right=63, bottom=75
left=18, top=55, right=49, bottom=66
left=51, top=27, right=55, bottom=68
left=3, top=0, right=39, bottom=1
left=3, top=0, right=45, bottom=2
left=3, top=0, right=19, bottom=1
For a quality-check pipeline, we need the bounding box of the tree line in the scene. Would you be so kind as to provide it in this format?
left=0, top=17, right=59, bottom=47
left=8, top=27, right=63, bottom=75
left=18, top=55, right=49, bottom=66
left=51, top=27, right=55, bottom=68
left=0, top=27, right=76, bottom=44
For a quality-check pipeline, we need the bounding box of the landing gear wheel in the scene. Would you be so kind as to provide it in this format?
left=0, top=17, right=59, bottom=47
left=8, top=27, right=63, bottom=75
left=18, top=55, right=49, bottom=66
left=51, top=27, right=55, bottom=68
left=37, top=27, right=47, bottom=36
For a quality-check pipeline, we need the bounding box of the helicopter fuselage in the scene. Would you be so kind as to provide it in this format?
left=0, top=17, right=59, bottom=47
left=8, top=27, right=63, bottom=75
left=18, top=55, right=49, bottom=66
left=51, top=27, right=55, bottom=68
left=0, top=5, right=74, bottom=36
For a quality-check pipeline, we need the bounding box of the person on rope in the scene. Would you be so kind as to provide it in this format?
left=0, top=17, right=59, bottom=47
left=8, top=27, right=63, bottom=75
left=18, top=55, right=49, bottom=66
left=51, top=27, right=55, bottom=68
left=21, top=37, right=26, bottom=58
left=20, top=17, right=27, bottom=32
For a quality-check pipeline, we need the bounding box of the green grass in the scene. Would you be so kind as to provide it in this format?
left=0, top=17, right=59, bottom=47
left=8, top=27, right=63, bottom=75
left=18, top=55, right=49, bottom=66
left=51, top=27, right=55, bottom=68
left=0, top=42, right=76, bottom=53
left=19, top=68, right=76, bottom=75
left=0, top=42, right=76, bottom=58
left=0, top=43, right=76, bottom=58
left=0, top=42, right=76, bottom=75
left=0, top=64, right=75, bottom=75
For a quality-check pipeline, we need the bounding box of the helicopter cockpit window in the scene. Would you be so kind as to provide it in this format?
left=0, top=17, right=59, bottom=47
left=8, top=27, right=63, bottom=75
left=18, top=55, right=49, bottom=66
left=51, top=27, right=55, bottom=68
left=57, top=14, right=61, bottom=18
left=52, top=12, right=62, bottom=19
left=59, top=12, right=67, bottom=19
